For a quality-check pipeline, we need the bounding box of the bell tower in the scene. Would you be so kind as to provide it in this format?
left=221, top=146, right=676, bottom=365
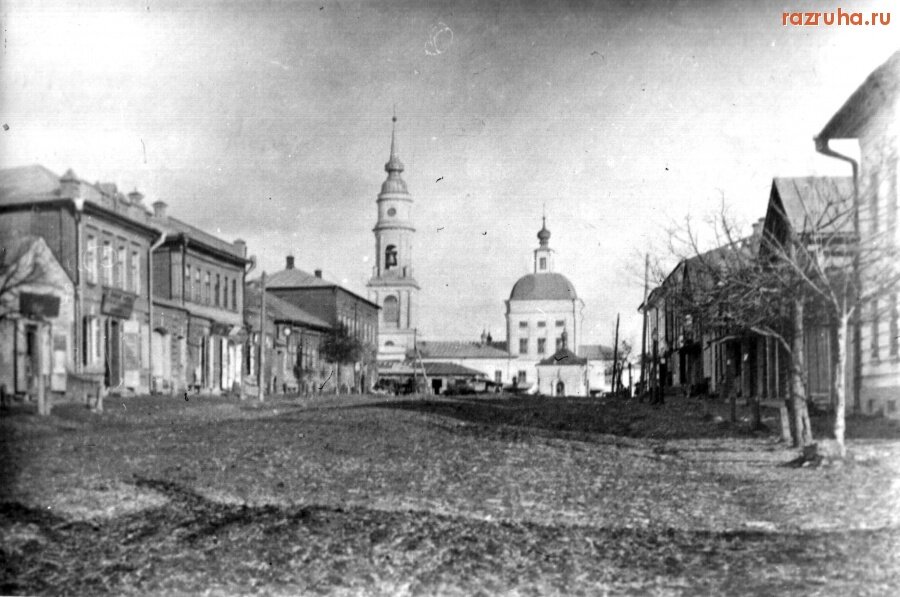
left=534, top=215, right=555, bottom=273
left=367, top=113, right=419, bottom=362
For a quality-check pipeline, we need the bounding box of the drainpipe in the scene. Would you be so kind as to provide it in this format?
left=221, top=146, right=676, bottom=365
left=73, top=197, right=85, bottom=373
left=814, top=136, right=861, bottom=413
left=147, top=225, right=167, bottom=394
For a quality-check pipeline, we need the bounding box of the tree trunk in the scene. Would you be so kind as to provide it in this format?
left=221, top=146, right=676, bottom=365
left=791, top=298, right=813, bottom=447
left=833, top=314, right=850, bottom=458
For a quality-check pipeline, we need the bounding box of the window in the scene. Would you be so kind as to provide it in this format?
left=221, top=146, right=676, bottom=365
left=537, top=321, right=546, bottom=328
left=888, top=400, right=897, bottom=414
left=185, top=265, right=192, bottom=300
left=519, top=338, right=528, bottom=354
left=385, top=244, right=398, bottom=269
left=383, top=295, right=400, bottom=327
left=101, top=240, right=113, bottom=286
left=131, top=250, right=140, bottom=294
left=231, top=279, right=237, bottom=310
left=194, top=269, right=201, bottom=302
left=82, top=316, right=101, bottom=366
left=872, top=298, right=880, bottom=360
left=223, top=276, right=229, bottom=310
left=555, top=320, right=565, bottom=327
left=519, top=321, right=528, bottom=329
left=517, top=370, right=527, bottom=383
left=539, top=257, right=547, bottom=270
left=115, top=246, right=126, bottom=288
left=205, top=272, right=211, bottom=305
left=537, top=338, right=546, bottom=354
left=215, top=274, right=221, bottom=307
left=891, top=293, right=899, bottom=358
left=85, top=235, right=97, bottom=283
left=494, top=370, right=502, bottom=383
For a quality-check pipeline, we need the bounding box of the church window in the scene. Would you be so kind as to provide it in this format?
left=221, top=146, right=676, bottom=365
left=385, top=244, right=398, bottom=269
left=517, top=370, right=527, bottom=383
left=385, top=340, right=395, bottom=347
left=383, top=295, right=400, bottom=327
left=387, top=207, right=397, bottom=217
left=555, top=320, right=565, bottom=327
left=518, top=338, right=528, bottom=354
left=537, top=338, right=546, bottom=354
left=539, top=257, right=547, bottom=270
left=537, top=321, right=546, bottom=328
left=519, top=321, right=528, bottom=328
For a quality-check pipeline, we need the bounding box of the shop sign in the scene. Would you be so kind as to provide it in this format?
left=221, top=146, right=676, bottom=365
left=101, top=288, right=136, bottom=318
left=19, top=292, right=60, bottom=319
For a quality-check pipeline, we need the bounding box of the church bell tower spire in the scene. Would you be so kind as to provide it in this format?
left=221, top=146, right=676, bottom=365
left=367, top=111, right=420, bottom=364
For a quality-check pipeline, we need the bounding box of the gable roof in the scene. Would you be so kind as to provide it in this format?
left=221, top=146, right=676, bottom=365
left=416, top=340, right=513, bottom=360
left=244, top=286, right=331, bottom=330
left=266, top=267, right=334, bottom=289
left=154, top=215, right=246, bottom=261
left=818, top=51, right=900, bottom=140
left=0, top=165, right=61, bottom=204
left=769, top=177, right=855, bottom=236
left=537, top=347, right=587, bottom=366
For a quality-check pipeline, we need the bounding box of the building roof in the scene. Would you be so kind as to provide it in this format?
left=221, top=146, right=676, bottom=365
left=266, top=267, right=337, bottom=289
left=770, top=176, right=855, bottom=235
left=509, top=272, right=578, bottom=301
left=244, top=286, right=331, bottom=330
left=422, top=362, right=485, bottom=377
left=538, top=347, right=587, bottom=366
left=818, top=51, right=900, bottom=140
left=154, top=215, right=246, bottom=261
left=0, top=165, right=61, bottom=204
left=578, top=344, right=615, bottom=360
left=416, top=340, right=513, bottom=360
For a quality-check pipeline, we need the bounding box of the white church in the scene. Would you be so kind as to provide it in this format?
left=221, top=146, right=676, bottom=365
left=366, top=115, right=611, bottom=396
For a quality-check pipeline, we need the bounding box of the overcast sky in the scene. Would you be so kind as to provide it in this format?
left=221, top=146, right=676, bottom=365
left=2, top=0, right=897, bottom=347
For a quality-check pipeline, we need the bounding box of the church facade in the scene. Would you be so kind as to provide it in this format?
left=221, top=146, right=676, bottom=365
left=367, top=116, right=420, bottom=363
left=505, top=219, right=585, bottom=390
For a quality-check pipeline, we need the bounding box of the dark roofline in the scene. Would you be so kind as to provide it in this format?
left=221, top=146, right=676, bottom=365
left=817, top=51, right=899, bottom=140
left=269, top=282, right=380, bottom=310
left=161, top=232, right=249, bottom=266
left=1, top=197, right=162, bottom=240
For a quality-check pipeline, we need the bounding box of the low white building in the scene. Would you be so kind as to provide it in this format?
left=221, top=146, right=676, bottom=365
left=415, top=338, right=516, bottom=385
left=536, top=346, right=589, bottom=397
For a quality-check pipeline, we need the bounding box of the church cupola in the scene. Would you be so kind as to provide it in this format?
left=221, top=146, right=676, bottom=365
left=534, top=215, right=555, bottom=273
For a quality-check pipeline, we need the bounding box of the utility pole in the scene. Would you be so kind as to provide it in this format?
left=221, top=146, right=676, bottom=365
left=258, top=272, right=266, bottom=402
left=611, top=313, right=620, bottom=395
left=639, top=253, right=649, bottom=395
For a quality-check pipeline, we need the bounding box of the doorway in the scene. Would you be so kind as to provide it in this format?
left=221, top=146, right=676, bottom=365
left=555, top=380, right=565, bottom=396
left=105, top=319, right=121, bottom=389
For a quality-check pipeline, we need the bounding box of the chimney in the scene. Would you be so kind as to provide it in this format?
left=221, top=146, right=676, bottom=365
left=60, top=168, right=80, bottom=199
left=234, top=239, right=247, bottom=257
left=286, top=255, right=295, bottom=270
left=152, top=200, right=168, bottom=219
left=314, top=269, right=323, bottom=278
left=128, top=189, right=144, bottom=205
left=751, top=217, right=765, bottom=238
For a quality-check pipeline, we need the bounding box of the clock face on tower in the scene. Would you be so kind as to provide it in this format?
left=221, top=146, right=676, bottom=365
left=387, top=207, right=397, bottom=217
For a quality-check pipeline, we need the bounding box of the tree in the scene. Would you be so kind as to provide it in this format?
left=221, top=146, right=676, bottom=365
left=0, top=239, right=49, bottom=324
left=319, top=325, right=364, bottom=394
left=664, top=177, right=900, bottom=457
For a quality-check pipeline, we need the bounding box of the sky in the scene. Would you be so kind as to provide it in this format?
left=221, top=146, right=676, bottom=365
left=1, top=0, right=897, bottom=348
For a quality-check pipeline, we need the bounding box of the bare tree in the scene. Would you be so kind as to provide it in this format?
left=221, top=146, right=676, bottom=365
left=0, top=240, right=49, bottom=323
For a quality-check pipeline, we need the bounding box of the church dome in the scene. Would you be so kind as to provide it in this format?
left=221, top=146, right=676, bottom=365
left=509, top=273, right=578, bottom=301
left=537, top=223, right=550, bottom=243
left=380, top=177, right=408, bottom=194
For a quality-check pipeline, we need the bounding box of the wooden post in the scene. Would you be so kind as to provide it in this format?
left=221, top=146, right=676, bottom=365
left=611, top=314, right=620, bottom=395
left=36, top=324, right=48, bottom=416
left=639, top=254, right=649, bottom=393
left=258, top=272, right=266, bottom=402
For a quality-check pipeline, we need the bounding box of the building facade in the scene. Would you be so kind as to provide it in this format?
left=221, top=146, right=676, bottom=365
left=367, top=115, right=420, bottom=364
left=149, top=201, right=249, bottom=394
left=0, top=166, right=161, bottom=395
left=505, top=218, right=584, bottom=390
left=267, top=257, right=380, bottom=393
left=816, top=50, right=900, bottom=417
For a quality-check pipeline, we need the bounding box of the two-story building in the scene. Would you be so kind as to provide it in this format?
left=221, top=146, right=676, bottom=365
left=1, top=165, right=162, bottom=395
left=148, top=201, right=250, bottom=394
left=266, top=256, right=380, bottom=393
